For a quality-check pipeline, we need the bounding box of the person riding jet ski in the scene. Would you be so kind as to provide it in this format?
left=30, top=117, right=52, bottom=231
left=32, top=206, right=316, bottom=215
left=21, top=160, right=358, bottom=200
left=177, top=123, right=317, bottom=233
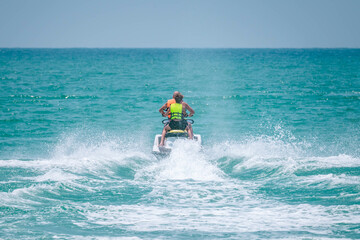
left=158, top=91, right=193, bottom=133
left=159, top=93, right=195, bottom=146
left=159, top=91, right=181, bottom=119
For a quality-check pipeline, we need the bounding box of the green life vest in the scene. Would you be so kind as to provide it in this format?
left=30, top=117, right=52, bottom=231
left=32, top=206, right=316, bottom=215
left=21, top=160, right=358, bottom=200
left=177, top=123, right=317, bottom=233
left=170, top=103, right=183, bottom=120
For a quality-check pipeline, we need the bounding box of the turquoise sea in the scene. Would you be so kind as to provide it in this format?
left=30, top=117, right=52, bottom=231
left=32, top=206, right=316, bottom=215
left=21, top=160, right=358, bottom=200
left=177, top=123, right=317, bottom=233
left=1, top=48, right=359, bottom=239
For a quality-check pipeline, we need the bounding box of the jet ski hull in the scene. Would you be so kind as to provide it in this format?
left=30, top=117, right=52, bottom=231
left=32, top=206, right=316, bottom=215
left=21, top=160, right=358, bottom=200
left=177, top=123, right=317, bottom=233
left=152, top=131, right=201, bottom=157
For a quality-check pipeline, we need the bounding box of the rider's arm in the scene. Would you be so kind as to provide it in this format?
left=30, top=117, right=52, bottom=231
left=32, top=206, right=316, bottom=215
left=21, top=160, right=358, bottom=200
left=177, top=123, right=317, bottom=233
left=165, top=106, right=171, bottom=117
left=184, top=103, right=195, bottom=117
left=159, top=102, right=168, bottom=117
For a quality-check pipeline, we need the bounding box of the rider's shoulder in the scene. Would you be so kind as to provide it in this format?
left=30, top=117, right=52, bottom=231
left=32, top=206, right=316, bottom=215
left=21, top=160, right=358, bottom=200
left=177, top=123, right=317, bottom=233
left=182, top=101, right=191, bottom=107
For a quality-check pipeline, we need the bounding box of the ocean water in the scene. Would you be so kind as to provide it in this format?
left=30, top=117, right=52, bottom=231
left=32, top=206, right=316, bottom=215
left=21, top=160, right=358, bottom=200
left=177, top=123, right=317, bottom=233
left=0, top=48, right=359, bottom=239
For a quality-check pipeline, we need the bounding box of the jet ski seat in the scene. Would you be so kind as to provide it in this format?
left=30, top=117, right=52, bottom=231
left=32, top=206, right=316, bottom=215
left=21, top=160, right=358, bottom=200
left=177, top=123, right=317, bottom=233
left=165, top=130, right=188, bottom=138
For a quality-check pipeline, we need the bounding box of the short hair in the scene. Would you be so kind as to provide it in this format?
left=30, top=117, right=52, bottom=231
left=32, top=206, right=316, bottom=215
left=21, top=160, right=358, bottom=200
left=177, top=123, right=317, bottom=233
left=174, top=93, right=183, bottom=103
left=173, top=91, right=180, bottom=98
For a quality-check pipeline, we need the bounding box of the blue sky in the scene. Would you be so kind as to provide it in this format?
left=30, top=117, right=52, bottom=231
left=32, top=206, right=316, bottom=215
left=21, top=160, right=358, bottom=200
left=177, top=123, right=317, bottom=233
left=0, top=0, right=359, bottom=48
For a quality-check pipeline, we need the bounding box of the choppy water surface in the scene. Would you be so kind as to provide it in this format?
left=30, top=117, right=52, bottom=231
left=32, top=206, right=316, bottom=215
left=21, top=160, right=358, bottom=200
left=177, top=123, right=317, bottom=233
left=1, top=49, right=359, bottom=239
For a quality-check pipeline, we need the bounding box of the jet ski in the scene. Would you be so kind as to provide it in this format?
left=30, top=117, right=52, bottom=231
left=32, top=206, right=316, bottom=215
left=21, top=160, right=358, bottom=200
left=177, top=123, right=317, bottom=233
left=152, top=119, right=201, bottom=157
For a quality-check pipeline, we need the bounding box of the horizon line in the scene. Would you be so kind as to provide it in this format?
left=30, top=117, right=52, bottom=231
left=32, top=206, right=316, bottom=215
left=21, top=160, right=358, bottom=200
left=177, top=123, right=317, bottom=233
left=1, top=47, right=360, bottom=49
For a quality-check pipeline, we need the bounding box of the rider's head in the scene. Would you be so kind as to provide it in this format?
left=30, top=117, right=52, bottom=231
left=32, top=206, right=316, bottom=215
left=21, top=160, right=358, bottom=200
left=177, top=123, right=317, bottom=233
left=173, top=91, right=180, bottom=99
left=174, top=93, right=183, bottom=103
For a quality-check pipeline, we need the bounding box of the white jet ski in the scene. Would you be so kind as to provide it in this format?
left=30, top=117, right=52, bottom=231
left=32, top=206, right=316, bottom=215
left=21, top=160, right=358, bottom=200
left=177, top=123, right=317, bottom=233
left=152, top=119, right=201, bottom=157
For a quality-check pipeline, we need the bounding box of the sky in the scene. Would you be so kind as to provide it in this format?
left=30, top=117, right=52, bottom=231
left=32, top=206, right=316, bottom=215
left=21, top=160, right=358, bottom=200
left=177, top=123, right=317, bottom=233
left=0, top=0, right=359, bottom=48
